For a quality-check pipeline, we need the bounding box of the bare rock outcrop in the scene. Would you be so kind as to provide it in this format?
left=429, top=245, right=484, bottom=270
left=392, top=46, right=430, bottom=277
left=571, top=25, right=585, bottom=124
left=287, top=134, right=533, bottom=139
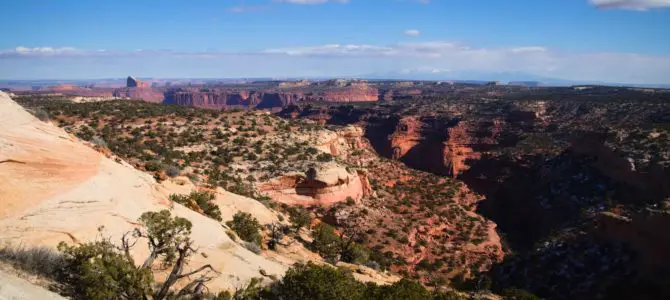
left=126, top=76, right=149, bottom=88
left=163, top=83, right=379, bottom=110
left=0, top=91, right=287, bottom=291
left=164, top=88, right=303, bottom=109
left=389, top=116, right=421, bottom=160
left=319, top=85, right=379, bottom=102
left=313, top=126, right=368, bottom=158
left=0, top=269, right=66, bottom=300
left=113, top=87, right=165, bottom=103
left=259, top=163, right=366, bottom=206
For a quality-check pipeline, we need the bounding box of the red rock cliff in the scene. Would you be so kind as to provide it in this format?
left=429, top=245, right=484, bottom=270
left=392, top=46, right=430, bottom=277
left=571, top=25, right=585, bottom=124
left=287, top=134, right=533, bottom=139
left=113, top=87, right=164, bottom=103
left=163, top=88, right=304, bottom=109
left=317, top=85, right=379, bottom=102
left=164, top=85, right=379, bottom=110
left=386, top=115, right=511, bottom=177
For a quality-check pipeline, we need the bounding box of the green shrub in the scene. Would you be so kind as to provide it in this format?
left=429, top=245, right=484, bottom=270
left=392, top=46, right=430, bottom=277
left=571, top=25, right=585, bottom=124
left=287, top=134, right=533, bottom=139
left=227, top=212, right=262, bottom=245
left=170, top=191, right=222, bottom=221
left=268, top=262, right=365, bottom=300
left=54, top=210, right=212, bottom=300
left=311, top=223, right=341, bottom=262
left=341, top=243, right=369, bottom=265
left=316, top=153, right=333, bottom=162
left=500, top=288, right=542, bottom=300
left=288, top=207, right=312, bottom=231
left=136, top=210, right=193, bottom=268
left=145, top=161, right=163, bottom=172
left=260, top=263, right=461, bottom=300
left=57, top=239, right=153, bottom=300
left=165, top=165, right=181, bottom=177
left=367, top=279, right=432, bottom=300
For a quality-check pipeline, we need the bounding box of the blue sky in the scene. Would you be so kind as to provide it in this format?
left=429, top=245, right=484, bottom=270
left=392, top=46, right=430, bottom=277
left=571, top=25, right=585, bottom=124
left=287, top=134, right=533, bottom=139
left=1, top=0, right=669, bottom=84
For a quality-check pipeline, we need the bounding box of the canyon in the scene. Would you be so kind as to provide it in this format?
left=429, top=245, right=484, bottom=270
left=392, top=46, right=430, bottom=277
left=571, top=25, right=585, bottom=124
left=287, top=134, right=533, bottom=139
left=27, top=78, right=387, bottom=109
left=164, top=84, right=379, bottom=109
left=5, top=83, right=670, bottom=299
left=279, top=86, right=670, bottom=299
left=11, top=92, right=506, bottom=292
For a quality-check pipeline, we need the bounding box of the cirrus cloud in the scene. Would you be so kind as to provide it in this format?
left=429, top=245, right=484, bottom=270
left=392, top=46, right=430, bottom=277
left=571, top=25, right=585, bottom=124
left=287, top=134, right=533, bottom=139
left=589, top=0, right=670, bottom=10
left=404, top=29, right=422, bottom=37
left=10, top=46, right=81, bottom=56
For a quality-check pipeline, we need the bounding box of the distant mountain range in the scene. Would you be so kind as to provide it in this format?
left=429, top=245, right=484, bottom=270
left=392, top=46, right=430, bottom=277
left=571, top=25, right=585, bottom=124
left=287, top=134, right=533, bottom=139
left=362, top=70, right=670, bottom=89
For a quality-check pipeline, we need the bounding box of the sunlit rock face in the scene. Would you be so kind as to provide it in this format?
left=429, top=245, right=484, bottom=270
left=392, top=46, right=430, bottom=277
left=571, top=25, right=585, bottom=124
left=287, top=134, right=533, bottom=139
left=259, top=163, right=367, bottom=206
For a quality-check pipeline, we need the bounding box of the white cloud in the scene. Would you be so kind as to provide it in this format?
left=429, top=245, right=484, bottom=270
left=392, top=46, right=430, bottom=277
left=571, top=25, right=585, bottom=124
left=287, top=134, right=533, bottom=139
left=263, top=41, right=468, bottom=58
left=511, top=46, right=547, bottom=53
left=400, top=67, right=451, bottom=74
left=263, top=44, right=394, bottom=56
left=261, top=41, right=670, bottom=83
left=10, top=46, right=80, bottom=56
left=1, top=42, right=669, bottom=84
left=589, top=0, right=670, bottom=10
left=404, top=29, right=421, bottom=37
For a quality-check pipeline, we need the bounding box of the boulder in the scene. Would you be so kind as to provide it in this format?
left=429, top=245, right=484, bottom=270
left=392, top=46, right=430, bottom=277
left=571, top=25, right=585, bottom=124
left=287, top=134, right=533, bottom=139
left=259, top=163, right=366, bottom=206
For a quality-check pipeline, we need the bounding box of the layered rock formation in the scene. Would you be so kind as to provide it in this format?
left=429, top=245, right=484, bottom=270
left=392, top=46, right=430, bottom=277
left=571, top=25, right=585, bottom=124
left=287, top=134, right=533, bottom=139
left=164, top=88, right=304, bottom=109
left=374, top=104, right=542, bottom=178
left=30, top=79, right=390, bottom=109
left=259, top=163, right=367, bottom=206
left=276, top=86, right=670, bottom=298
left=384, top=115, right=498, bottom=177
left=256, top=126, right=376, bottom=207
left=113, top=87, right=165, bottom=103
left=300, top=123, right=505, bottom=278
left=389, top=116, right=421, bottom=160
left=126, top=76, right=150, bottom=88
left=312, top=125, right=370, bottom=160
left=164, top=85, right=379, bottom=110
left=316, top=85, right=379, bottom=102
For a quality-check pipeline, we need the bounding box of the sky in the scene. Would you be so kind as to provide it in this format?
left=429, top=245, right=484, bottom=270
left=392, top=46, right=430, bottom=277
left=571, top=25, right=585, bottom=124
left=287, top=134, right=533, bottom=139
left=1, top=0, right=669, bottom=84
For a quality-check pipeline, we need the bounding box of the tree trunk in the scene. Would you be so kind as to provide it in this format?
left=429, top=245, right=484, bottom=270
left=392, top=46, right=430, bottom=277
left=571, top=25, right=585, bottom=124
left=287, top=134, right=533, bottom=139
left=154, top=248, right=187, bottom=300
left=142, top=251, right=157, bottom=269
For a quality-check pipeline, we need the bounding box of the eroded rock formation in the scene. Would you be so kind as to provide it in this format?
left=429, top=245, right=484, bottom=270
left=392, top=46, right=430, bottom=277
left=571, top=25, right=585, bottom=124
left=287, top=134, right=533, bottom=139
left=126, top=76, right=149, bottom=88
left=164, top=86, right=379, bottom=110
left=317, top=86, right=379, bottom=102
left=259, top=164, right=367, bottom=206
left=113, top=87, right=164, bottom=103
left=164, top=88, right=304, bottom=109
